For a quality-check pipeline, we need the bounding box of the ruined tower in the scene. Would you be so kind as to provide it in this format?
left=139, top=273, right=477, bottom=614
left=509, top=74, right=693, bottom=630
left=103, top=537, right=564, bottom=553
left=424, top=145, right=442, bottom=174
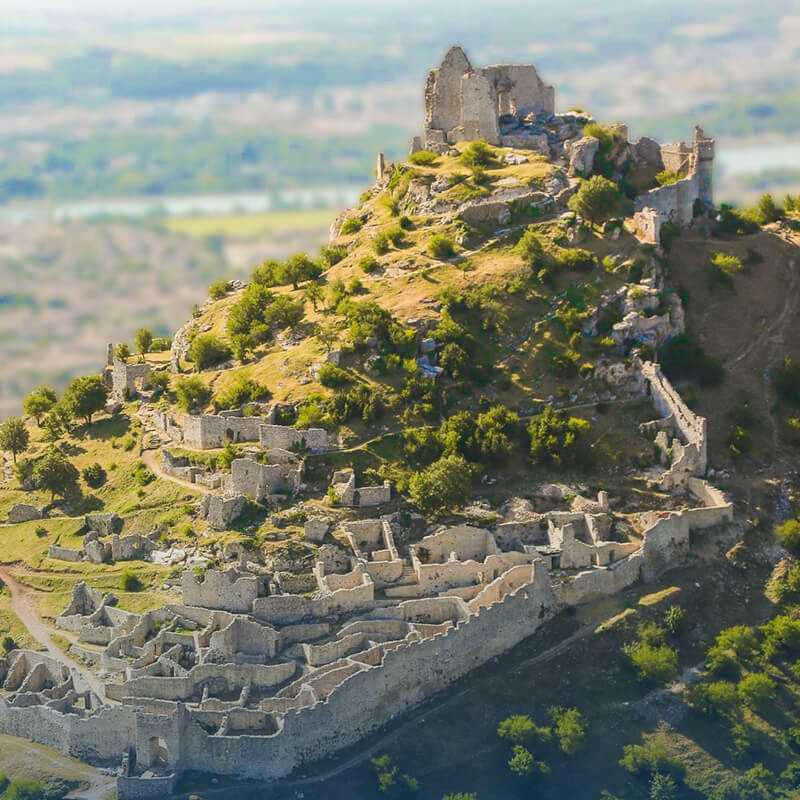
left=692, top=126, right=715, bottom=207
left=420, top=46, right=555, bottom=151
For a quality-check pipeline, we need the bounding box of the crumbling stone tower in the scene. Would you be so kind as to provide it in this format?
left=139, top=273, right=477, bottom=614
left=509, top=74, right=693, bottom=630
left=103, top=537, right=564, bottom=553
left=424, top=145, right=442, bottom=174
left=692, top=126, right=715, bottom=206
left=421, top=46, right=555, bottom=149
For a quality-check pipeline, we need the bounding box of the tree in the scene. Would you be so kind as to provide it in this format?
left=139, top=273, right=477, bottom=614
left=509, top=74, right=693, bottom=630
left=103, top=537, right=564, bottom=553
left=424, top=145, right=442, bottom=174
left=0, top=417, right=29, bottom=463
left=62, top=374, right=108, bottom=425
left=317, top=323, right=340, bottom=353
left=508, top=745, right=534, bottom=777
left=189, top=334, right=232, bottom=371
left=737, top=673, right=776, bottom=710
left=134, top=327, right=153, bottom=361
left=528, top=406, right=591, bottom=467
left=548, top=706, right=587, bottom=754
left=23, top=385, right=57, bottom=424
left=114, top=342, right=131, bottom=361
left=174, top=376, right=211, bottom=412
left=752, top=193, right=782, bottom=225
left=515, top=227, right=545, bottom=266
left=33, top=449, right=79, bottom=501
left=568, top=175, right=623, bottom=227
left=303, top=281, right=324, bottom=311
left=497, top=715, right=550, bottom=746
left=649, top=772, right=678, bottom=800
left=475, top=405, right=519, bottom=461
left=264, top=295, right=304, bottom=331
left=42, top=403, right=72, bottom=443
left=408, top=455, right=474, bottom=516
left=281, top=253, right=321, bottom=289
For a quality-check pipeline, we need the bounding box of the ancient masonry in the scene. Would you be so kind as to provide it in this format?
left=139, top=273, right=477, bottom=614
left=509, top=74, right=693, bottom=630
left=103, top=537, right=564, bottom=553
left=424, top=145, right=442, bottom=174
left=0, top=361, right=733, bottom=799
left=410, top=46, right=714, bottom=246
left=0, top=50, right=729, bottom=799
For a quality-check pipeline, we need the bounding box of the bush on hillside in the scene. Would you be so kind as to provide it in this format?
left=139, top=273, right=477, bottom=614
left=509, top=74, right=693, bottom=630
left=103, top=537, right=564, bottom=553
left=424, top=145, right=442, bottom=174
left=776, top=519, right=800, bottom=556
left=81, top=462, right=106, bottom=489
left=568, top=175, right=623, bottom=227
left=460, top=140, right=496, bottom=168
left=528, top=406, right=591, bottom=467
left=212, top=374, right=270, bottom=411
left=189, top=334, right=231, bottom=371
left=174, top=376, right=211, bottom=412
left=208, top=279, right=230, bottom=300
left=408, top=455, right=475, bottom=517
left=408, top=150, right=439, bottom=166
left=427, top=233, right=456, bottom=259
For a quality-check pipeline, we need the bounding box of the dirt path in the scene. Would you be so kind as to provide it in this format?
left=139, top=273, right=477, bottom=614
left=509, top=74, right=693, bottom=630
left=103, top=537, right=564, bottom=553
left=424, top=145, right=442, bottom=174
left=0, top=566, right=106, bottom=699
left=140, top=447, right=211, bottom=495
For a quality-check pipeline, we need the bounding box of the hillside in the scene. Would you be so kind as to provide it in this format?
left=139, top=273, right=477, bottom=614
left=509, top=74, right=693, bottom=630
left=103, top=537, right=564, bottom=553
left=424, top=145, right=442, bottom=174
left=2, top=59, right=800, bottom=800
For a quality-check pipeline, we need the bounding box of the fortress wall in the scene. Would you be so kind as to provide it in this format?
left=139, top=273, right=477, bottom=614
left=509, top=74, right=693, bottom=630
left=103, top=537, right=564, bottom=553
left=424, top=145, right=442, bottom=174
left=642, top=361, right=707, bottom=473
left=258, top=425, right=330, bottom=452
left=182, top=560, right=556, bottom=780
left=181, top=570, right=260, bottom=614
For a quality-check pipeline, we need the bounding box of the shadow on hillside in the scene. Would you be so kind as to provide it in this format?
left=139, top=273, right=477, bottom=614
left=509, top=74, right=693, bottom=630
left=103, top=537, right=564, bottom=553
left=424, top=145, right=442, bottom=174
left=81, top=414, right=130, bottom=441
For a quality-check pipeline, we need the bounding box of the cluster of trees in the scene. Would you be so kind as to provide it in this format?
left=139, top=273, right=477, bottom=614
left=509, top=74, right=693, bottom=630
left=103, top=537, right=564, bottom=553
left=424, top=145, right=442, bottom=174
left=496, top=707, right=588, bottom=781
left=113, top=327, right=168, bottom=363
left=224, top=283, right=305, bottom=362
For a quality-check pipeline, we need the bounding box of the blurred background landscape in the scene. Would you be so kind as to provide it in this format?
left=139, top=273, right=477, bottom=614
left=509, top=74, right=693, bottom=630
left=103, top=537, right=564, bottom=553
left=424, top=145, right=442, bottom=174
left=1, top=0, right=799, bottom=418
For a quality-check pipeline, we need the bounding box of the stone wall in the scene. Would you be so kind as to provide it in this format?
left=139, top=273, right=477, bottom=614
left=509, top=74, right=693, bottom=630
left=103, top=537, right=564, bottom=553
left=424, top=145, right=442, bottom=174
left=181, top=569, right=261, bottom=613
left=258, top=425, right=331, bottom=452
left=229, top=457, right=303, bottom=501
left=423, top=46, right=555, bottom=148
left=642, top=360, right=707, bottom=489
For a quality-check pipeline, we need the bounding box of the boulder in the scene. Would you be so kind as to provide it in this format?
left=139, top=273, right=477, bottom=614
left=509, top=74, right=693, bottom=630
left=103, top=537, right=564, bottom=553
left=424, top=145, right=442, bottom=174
left=304, top=516, right=331, bottom=544
left=8, top=504, right=42, bottom=523
left=567, top=136, right=599, bottom=177
left=633, top=136, right=663, bottom=168
left=85, top=538, right=110, bottom=564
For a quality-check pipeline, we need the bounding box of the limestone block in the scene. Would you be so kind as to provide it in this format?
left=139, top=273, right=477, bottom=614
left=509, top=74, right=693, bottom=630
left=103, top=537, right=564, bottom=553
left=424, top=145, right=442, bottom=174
left=199, top=494, right=246, bottom=531
left=8, top=504, right=42, bottom=523
left=85, top=539, right=110, bottom=564
left=567, top=136, right=599, bottom=177
left=304, top=517, right=331, bottom=543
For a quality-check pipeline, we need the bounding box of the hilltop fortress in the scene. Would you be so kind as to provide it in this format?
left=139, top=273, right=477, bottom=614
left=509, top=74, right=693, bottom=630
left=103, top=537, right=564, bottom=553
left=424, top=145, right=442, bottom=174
left=0, top=48, right=734, bottom=799
left=412, top=46, right=714, bottom=246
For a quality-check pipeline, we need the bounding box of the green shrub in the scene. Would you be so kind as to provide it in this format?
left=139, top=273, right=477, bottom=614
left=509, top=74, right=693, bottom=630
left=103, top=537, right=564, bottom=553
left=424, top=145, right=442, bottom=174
left=320, top=244, right=348, bottom=268
left=686, top=680, right=738, bottom=718
left=318, top=363, right=351, bottom=388
left=189, top=334, right=232, bottom=371
left=549, top=706, right=587, bottom=754
left=208, top=279, right=230, bottom=300
left=706, top=625, right=759, bottom=676
left=655, top=170, right=682, bottom=186
left=81, top=462, right=106, bottom=488
left=120, top=570, right=142, bottom=592
left=528, top=406, right=591, bottom=467
left=427, top=233, right=456, bottom=259
left=174, top=376, right=211, bottom=412
left=148, top=370, right=170, bottom=393
left=280, top=253, right=322, bottom=288
left=649, top=772, right=679, bottom=800
left=776, top=519, right=800, bottom=556
left=339, top=217, right=363, bottom=235
left=568, top=175, right=623, bottom=227
left=408, top=150, right=439, bottom=166
left=624, top=640, right=679, bottom=684
left=497, top=715, right=551, bottom=746
left=748, top=193, right=783, bottom=225
left=132, top=462, right=154, bottom=486
left=213, top=374, right=270, bottom=411
left=515, top=227, right=546, bottom=266
left=507, top=745, right=548, bottom=778
left=619, top=737, right=684, bottom=778
left=710, top=251, right=743, bottom=277
left=360, top=255, right=380, bottom=273
left=663, top=606, right=686, bottom=636
left=554, top=247, right=597, bottom=270
left=374, top=232, right=392, bottom=254
left=738, top=673, right=776, bottom=709
left=761, top=615, right=800, bottom=660
left=408, top=455, right=475, bottom=517
left=460, top=140, right=496, bottom=168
